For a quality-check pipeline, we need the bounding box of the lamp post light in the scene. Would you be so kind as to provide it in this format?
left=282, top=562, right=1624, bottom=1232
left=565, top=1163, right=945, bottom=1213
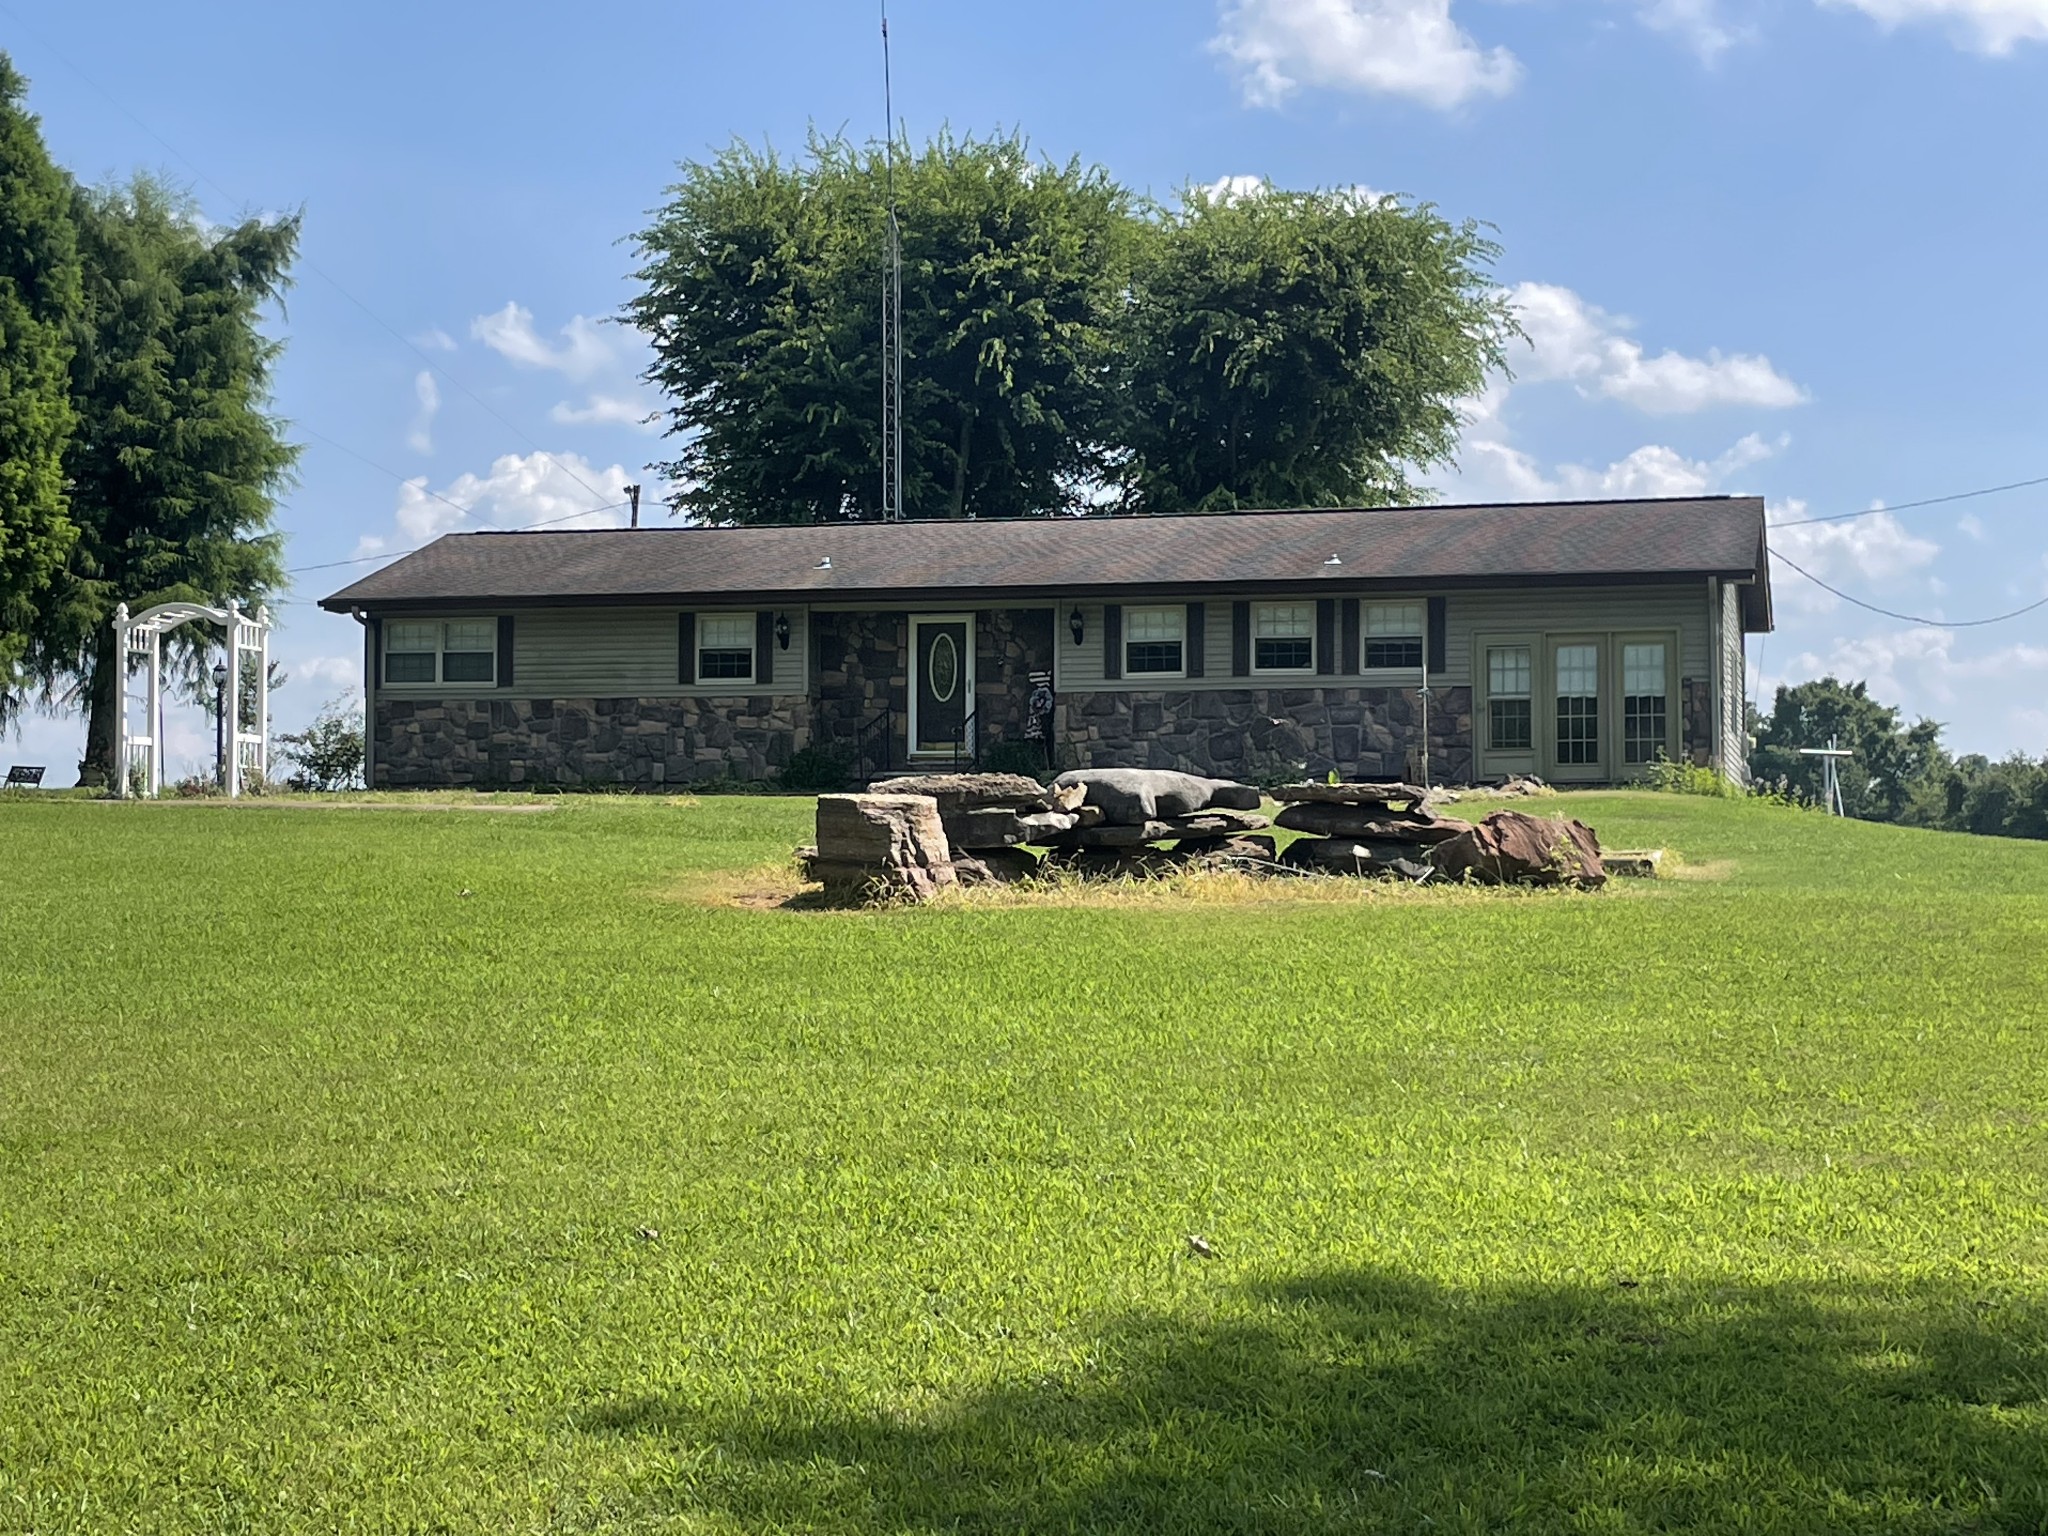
left=212, top=658, right=229, bottom=788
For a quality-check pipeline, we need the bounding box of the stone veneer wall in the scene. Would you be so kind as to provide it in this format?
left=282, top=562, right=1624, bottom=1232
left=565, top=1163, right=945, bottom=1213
left=977, top=607, right=1058, bottom=750
left=373, top=696, right=808, bottom=788
left=1681, top=678, right=1712, bottom=766
left=1055, top=685, right=1475, bottom=782
left=813, top=612, right=908, bottom=763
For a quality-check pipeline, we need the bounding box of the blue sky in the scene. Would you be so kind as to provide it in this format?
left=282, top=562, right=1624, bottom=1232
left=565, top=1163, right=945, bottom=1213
left=5, top=0, right=2045, bottom=781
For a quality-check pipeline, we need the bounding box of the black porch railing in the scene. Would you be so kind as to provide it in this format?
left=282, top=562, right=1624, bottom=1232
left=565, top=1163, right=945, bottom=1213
left=948, top=710, right=979, bottom=770
left=853, top=705, right=893, bottom=784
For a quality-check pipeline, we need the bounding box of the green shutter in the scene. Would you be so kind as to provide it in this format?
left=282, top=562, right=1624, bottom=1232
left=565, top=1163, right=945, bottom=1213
left=1185, top=603, right=1205, bottom=678
left=678, top=612, right=696, bottom=685
left=755, top=611, right=775, bottom=686
left=1231, top=602, right=1251, bottom=677
left=1102, top=605, right=1122, bottom=680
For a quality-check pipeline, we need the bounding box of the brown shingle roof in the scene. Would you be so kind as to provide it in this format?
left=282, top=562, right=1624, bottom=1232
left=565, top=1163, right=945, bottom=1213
left=320, top=496, right=1773, bottom=629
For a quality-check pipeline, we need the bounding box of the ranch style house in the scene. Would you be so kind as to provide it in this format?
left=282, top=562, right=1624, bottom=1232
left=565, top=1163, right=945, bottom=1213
left=319, top=495, right=1773, bottom=790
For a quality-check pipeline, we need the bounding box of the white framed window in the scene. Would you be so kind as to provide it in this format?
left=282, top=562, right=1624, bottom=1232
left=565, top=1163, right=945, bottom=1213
left=385, top=619, right=495, bottom=686
left=696, top=612, right=755, bottom=683
left=1252, top=602, right=1314, bottom=674
left=1124, top=605, right=1184, bottom=677
left=1364, top=602, right=1425, bottom=670
left=1487, top=644, right=1533, bottom=751
left=1622, top=640, right=1670, bottom=765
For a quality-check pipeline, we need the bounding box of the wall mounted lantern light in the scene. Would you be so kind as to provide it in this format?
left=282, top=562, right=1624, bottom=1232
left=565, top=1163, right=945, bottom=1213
left=1069, top=606, right=1085, bottom=645
left=775, top=613, right=792, bottom=650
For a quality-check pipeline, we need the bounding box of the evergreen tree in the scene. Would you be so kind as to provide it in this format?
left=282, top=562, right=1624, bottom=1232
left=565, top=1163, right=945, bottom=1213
left=5, top=178, right=298, bottom=782
left=0, top=54, right=82, bottom=671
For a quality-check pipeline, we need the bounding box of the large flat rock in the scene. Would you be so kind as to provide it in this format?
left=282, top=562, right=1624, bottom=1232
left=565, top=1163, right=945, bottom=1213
left=870, top=773, right=1051, bottom=813
left=1274, top=801, right=1471, bottom=843
left=1051, top=768, right=1261, bottom=823
left=1429, top=810, right=1605, bottom=888
left=1272, top=781, right=1430, bottom=808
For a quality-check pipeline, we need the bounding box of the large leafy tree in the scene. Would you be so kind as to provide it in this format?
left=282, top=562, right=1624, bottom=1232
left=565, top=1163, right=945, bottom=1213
left=1117, top=185, right=1513, bottom=512
left=630, top=131, right=1137, bottom=523
left=1750, top=676, right=1947, bottom=822
left=0, top=55, right=82, bottom=671
left=5, top=178, right=298, bottom=782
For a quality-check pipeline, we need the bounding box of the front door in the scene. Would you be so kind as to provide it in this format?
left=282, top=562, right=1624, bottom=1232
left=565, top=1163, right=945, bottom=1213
left=910, top=615, right=973, bottom=757
left=1548, top=638, right=1605, bottom=782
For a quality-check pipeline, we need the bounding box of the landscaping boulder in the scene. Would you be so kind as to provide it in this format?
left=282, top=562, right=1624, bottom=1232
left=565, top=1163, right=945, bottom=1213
left=870, top=772, right=1050, bottom=814
left=1274, top=801, right=1471, bottom=844
left=1051, top=768, right=1261, bottom=822
left=811, top=793, right=957, bottom=900
left=952, top=846, right=1042, bottom=885
left=1042, top=808, right=1270, bottom=849
left=1429, top=810, right=1605, bottom=888
left=1273, top=781, right=1430, bottom=808
left=944, top=806, right=1080, bottom=849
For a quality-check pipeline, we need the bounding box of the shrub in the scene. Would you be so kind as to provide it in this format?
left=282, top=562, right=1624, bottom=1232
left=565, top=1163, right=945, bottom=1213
left=278, top=697, right=365, bottom=792
left=977, top=739, right=1056, bottom=782
left=778, top=745, right=854, bottom=792
left=1644, top=755, right=1740, bottom=799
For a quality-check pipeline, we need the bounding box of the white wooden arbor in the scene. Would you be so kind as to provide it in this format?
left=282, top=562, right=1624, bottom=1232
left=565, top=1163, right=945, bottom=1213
left=112, top=600, right=272, bottom=798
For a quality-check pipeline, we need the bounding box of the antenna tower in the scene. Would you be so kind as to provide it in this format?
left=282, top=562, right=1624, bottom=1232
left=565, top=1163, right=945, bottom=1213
left=880, top=3, right=904, bottom=521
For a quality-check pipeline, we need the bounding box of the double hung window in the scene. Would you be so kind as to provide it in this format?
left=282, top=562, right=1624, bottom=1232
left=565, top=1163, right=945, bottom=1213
left=1622, top=642, right=1669, bottom=765
left=1487, top=645, right=1533, bottom=751
left=1364, top=603, right=1425, bottom=670
left=1124, top=606, right=1185, bottom=676
left=1252, top=602, right=1314, bottom=673
left=697, top=613, right=755, bottom=682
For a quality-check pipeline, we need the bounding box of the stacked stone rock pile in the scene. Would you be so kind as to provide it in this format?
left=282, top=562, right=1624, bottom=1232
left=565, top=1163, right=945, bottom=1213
left=867, top=772, right=1085, bottom=883
left=796, top=771, right=1608, bottom=901
left=1034, top=769, right=1274, bottom=876
left=1271, top=782, right=1466, bottom=879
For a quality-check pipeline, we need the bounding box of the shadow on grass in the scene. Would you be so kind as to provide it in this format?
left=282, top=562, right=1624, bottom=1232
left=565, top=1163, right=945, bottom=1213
left=581, top=1268, right=2048, bottom=1534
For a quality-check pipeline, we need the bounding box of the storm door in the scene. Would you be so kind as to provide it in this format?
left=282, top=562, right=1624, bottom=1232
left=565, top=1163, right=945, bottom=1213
left=910, top=615, right=973, bottom=757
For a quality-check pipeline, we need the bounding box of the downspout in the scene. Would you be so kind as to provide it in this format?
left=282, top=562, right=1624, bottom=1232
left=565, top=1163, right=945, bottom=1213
left=351, top=608, right=376, bottom=789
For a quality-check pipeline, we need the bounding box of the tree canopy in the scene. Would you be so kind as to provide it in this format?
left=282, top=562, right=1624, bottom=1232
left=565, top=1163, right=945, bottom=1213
left=0, top=54, right=82, bottom=671
left=3, top=177, right=298, bottom=781
left=1119, top=184, right=1509, bottom=512
left=628, top=134, right=1514, bottom=523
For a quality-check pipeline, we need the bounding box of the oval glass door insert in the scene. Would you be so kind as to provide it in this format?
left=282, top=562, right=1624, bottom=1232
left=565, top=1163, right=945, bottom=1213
left=929, top=633, right=959, bottom=702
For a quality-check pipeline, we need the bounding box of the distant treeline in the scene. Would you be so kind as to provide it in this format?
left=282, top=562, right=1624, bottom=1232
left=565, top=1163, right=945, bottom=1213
left=1751, top=677, right=2048, bottom=841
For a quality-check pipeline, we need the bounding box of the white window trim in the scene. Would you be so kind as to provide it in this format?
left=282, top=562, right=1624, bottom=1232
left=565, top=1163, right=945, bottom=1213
left=695, top=612, right=757, bottom=687
left=1122, top=604, right=1187, bottom=681
left=383, top=618, right=497, bottom=689
left=1250, top=601, right=1316, bottom=677
left=1359, top=599, right=1428, bottom=678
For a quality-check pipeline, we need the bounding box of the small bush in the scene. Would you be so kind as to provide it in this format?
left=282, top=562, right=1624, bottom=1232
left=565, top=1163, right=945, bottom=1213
left=977, top=739, right=1055, bottom=782
left=1644, top=755, right=1740, bottom=799
left=278, top=697, right=365, bottom=792
left=778, top=745, right=854, bottom=792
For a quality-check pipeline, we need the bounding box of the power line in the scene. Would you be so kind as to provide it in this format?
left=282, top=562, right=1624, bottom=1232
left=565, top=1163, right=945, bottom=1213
left=1, top=3, right=623, bottom=515
left=1769, top=473, right=2048, bottom=528
left=1773, top=550, right=2048, bottom=629
left=285, top=502, right=630, bottom=575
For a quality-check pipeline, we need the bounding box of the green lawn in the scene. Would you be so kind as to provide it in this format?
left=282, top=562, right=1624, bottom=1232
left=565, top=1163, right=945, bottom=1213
left=3, top=790, right=2046, bottom=1534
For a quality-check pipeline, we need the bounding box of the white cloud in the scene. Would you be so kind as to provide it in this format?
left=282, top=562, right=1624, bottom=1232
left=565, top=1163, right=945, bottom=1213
left=411, top=327, right=458, bottom=352
left=1211, top=0, right=1521, bottom=110
left=406, top=370, right=439, bottom=454
left=1510, top=281, right=1808, bottom=414
left=551, top=394, right=657, bottom=432
left=1767, top=501, right=1941, bottom=599
left=470, top=303, right=617, bottom=381
left=292, top=654, right=362, bottom=688
left=1784, top=627, right=2048, bottom=711
left=1633, top=0, right=1750, bottom=58
left=1206, top=174, right=1269, bottom=202
left=1462, top=430, right=1781, bottom=503
left=1958, top=512, right=1987, bottom=540
left=1820, top=0, right=2048, bottom=52
left=374, top=450, right=637, bottom=552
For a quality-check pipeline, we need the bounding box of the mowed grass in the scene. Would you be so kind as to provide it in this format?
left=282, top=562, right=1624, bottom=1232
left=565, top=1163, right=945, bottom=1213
left=3, top=791, right=2047, bottom=1534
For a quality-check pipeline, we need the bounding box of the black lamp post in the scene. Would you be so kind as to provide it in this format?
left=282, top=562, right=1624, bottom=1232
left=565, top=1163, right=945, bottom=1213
left=212, top=658, right=229, bottom=788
